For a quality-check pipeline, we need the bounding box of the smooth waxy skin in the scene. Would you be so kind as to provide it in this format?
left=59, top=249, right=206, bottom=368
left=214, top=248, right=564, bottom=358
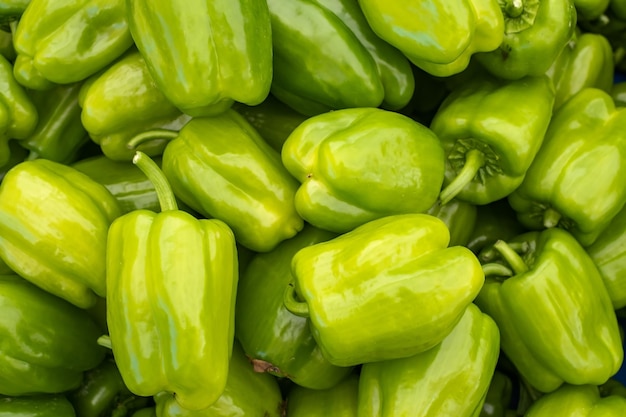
left=430, top=75, right=555, bottom=205
left=107, top=211, right=238, bottom=411
left=286, top=373, right=359, bottom=417
left=288, top=213, right=485, bottom=366
left=524, top=384, right=626, bottom=416
left=0, top=395, right=76, bottom=417
left=357, top=0, right=504, bottom=77
left=80, top=50, right=191, bottom=161
left=426, top=199, right=478, bottom=247
left=282, top=107, right=445, bottom=233
left=508, top=88, right=626, bottom=247
left=0, top=159, right=121, bottom=308
left=476, top=229, right=624, bottom=393
left=0, top=274, right=106, bottom=395
left=127, top=0, right=272, bottom=117
left=358, top=304, right=500, bottom=417
left=13, top=0, right=133, bottom=90
left=236, top=225, right=354, bottom=390
left=268, top=0, right=414, bottom=116
left=163, top=111, right=303, bottom=252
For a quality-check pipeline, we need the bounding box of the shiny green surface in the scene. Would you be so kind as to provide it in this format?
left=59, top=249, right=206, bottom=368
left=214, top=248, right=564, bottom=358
left=235, top=224, right=353, bottom=390
left=162, top=111, right=303, bottom=253
left=426, top=199, right=478, bottom=247
left=0, top=0, right=30, bottom=18
left=0, top=159, right=121, bottom=308
left=289, top=213, right=485, bottom=366
left=0, top=274, right=105, bottom=395
left=479, top=371, right=514, bottom=417
left=525, top=384, right=626, bottom=416
left=508, top=88, right=626, bottom=247
left=431, top=75, right=555, bottom=205
left=12, top=0, right=133, bottom=89
left=575, top=0, right=611, bottom=20
left=282, top=107, right=445, bottom=233
left=0, top=395, right=76, bottom=417
left=127, top=0, right=272, bottom=117
left=286, top=373, right=359, bottom=417
left=357, top=0, right=504, bottom=77
left=611, top=81, right=626, bottom=107
left=476, top=228, right=624, bottom=393
left=358, top=304, right=500, bottom=417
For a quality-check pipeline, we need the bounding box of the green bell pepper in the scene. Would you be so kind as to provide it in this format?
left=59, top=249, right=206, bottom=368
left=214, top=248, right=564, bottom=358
left=357, top=0, right=504, bottom=77
left=611, top=0, right=626, bottom=18
left=284, top=213, right=485, bottom=367
left=426, top=199, right=478, bottom=247
left=475, top=0, right=577, bottom=80
left=0, top=0, right=29, bottom=20
left=524, top=384, right=626, bottom=416
left=358, top=303, right=500, bottom=417
left=0, top=140, right=28, bottom=182
left=236, top=224, right=354, bottom=390
left=0, top=29, right=15, bottom=62
left=431, top=75, right=555, bottom=206
left=480, top=371, right=514, bottom=417
left=545, top=31, right=614, bottom=110
left=105, top=152, right=238, bottom=411
left=466, top=199, right=527, bottom=256
left=153, top=342, right=284, bottom=417
left=611, top=81, right=626, bottom=106
left=127, top=0, right=272, bottom=117
left=156, top=110, right=303, bottom=253
left=286, top=373, right=359, bottom=417
left=476, top=228, right=624, bottom=393
left=576, top=0, right=611, bottom=20
left=0, top=395, right=76, bottom=417
left=267, top=0, right=415, bottom=116
left=508, top=88, right=626, bottom=247
left=12, top=0, right=133, bottom=90
left=79, top=50, right=192, bottom=161
left=0, top=159, right=121, bottom=308
left=132, top=409, right=156, bottom=417
left=0, top=274, right=105, bottom=395
left=281, top=107, right=445, bottom=234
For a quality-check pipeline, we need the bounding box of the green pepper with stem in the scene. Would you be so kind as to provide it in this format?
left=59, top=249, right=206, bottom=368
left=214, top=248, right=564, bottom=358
left=524, top=384, right=626, bottom=416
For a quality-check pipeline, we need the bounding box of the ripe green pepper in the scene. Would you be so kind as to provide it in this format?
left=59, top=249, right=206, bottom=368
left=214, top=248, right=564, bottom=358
left=79, top=50, right=192, bottom=161
left=156, top=111, right=303, bottom=253
left=284, top=213, right=485, bottom=367
left=477, top=228, right=624, bottom=393
left=0, top=29, right=15, bottom=62
left=0, top=0, right=29, bottom=20
left=431, top=75, right=555, bottom=206
left=0, top=159, right=121, bottom=308
left=0, top=274, right=105, bottom=395
left=0, top=395, right=76, bottom=417
left=357, top=0, right=504, bottom=77
left=286, top=373, right=359, bottom=417
left=106, top=152, right=238, bottom=411
left=282, top=107, right=445, bottom=234
left=267, top=0, right=415, bottom=116
left=575, top=0, right=611, bottom=20
left=236, top=224, right=354, bottom=390
left=153, top=343, right=284, bottom=417
left=475, top=0, right=577, bottom=80
left=426, top=199, right=478, bottom=247
left=358, top=304, right=500, bottom=417
left=524, top=384, right=626, bottom=416
left=12, top=0, right=133, bottom=90
left=127, top=0, right=272, bottom=117
left=508, top=88, right=626, bottom=247
left=466, top=199, right=526, bottom=256
left=480, top=371, right=514, bottom=417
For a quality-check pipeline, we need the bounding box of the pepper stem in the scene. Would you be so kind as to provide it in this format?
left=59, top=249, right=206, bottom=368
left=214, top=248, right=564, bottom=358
left=126, top=129, right=179, bottom=150
left=505, top=0, right=524, bottom=17
left=492, top=240, right=529, bottom=275
left=133, top=151, right=178, bottom=212
left=439, top=149, right=485, bottom=205
left=97, top=335, right=112, bottom=349
left=283, top=281, right=310, bottom=318
left=482, top=263, right=514, bottom=277
left=543, top=207, right=561, bottom=228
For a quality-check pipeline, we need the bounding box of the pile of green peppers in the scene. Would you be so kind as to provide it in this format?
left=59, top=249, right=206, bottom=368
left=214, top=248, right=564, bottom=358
left=2, top=0, right=626, bottom=416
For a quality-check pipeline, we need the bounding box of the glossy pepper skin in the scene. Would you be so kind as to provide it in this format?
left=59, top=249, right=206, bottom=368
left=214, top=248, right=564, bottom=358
left=359, top=304, right=500, bottom=417
left=282, top=107, right=445, bottom=234
left=545, top=31, right=614, bottom=110
left=426, top=199, right=478, bottom=247
left=480, top=371, right=514, bottom=417
left=575, top=0, right=611, bottom=20
left=431, top=75, right=555, bottom=206
left=267, top=0, right=415, bottom=116
left=524, top=384, right=626, bottom=416
left=476, top=228, right=624, bottom=393
left=106, top=152, right=238, bottom=411
left=161, top=111, right=303, bottom=253
left=0, top=274, right=106, bottom=395
left=236, top=224, right=354, bottom=390
left=357, top=0, right=504, bottom=77
left=286, top=373, right=359, bottom=417
left=284, top=213, right=485, bottom=367
left=153, top=343, right=284, bottom=417
left=476, top=0, right=577, bottom=80
left=0, top=159, right=121, bottom=308
left=508, top=88, right=626, bottom=247
left=127, top=0, right=272, bottom=117
left=0, top=0, right=30, bottom=19
left=0, top=395, right=76, bottom=417
left=12, top=0, right=133, bottom=90
left=80, top=50, right=191, bottom=161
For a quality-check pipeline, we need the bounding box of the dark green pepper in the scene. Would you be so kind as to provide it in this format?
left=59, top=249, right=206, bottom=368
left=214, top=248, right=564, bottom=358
left=466, top=199, right=527, bottom=256
left=0, top=274, right=106, bottom=395
left=480, top=371, right=514, bottom=417
left=0, top=0, right=30, bottom=20
left=0, top=395, right=76, bottom=417
left=426, top=199, right=478, bottom=247
left=611, top=81, right=626, bottom=106
left=524, top=384, right=626, bottom=416
left=0, top=29, right=16, bottom=61
left=286, top=373, right=359, bottom=417
left=575, top=0, right=611, bottom=20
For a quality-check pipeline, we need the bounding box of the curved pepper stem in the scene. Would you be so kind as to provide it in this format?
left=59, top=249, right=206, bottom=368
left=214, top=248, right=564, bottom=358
left=283, top=281, right=310, bottom=318
left=126, top=129, right=179, bottom=150
left=492, top=239, right=529, bottom=275
left=97, top=335, right=112, bottom=350
left=133, top=151, right=178, bottom=212
left=482, top=262, right=514, bottom=277
left=439, top=149, right=485, bottom=205
left=505, top=0, right=524, bottom=18
left=543, top=207, right=562, bottom=229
